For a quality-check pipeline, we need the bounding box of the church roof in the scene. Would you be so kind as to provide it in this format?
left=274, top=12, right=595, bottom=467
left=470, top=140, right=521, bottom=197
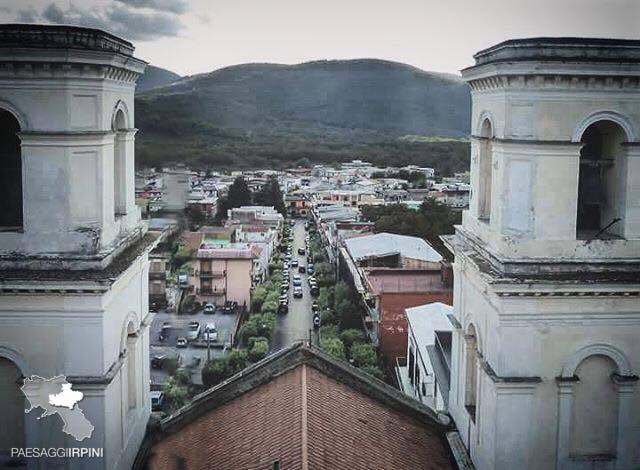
left=135, top=343, right=458, bottom=470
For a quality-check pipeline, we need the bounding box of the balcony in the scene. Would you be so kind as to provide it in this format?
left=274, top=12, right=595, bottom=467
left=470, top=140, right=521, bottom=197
left=198, top=270, right=226, bottom=279
left=149, top=271, right=166, bottom=280
left=394, top=356, right=413, bottom=395
left=199, top=287, right=226, bottom=296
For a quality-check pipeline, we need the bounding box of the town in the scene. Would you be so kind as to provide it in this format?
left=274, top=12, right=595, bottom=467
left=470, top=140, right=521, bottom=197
left=135, top=161, right=467, bottom=399
left=0, top=16, right=638, bottom=470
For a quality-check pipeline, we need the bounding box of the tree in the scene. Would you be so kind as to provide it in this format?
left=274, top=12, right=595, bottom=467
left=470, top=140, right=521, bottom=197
left=248, top=338, right=269, bottom=362
left=351, top=343, right=378, bottom=368
left=340, top=329, right=366, bottom=350
left=227, top=349, right=249, bottom=374
left=215, top=176, right=252, bottom=221
left=163, top=377, right=189, bottom=411
left=251, top=286, right=268, bottom=312
left=254, top=176, right=286, bottom=216
left=320, top=337, right=346, bottom=361
left=202, top=357, right=229, bottom=387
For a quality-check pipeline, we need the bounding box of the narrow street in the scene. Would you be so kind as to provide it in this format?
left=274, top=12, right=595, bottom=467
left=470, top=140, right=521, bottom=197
left=272, top=219, right=314, bottom=350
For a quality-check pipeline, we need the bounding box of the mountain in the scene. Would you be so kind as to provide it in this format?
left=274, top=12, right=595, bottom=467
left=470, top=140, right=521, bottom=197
left=134, top=59, right=471, bottom=172
left=136, top=65, right=181, bottom=93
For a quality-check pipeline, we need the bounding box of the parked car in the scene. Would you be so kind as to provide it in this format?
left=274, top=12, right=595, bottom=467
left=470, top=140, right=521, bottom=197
left=293, top=287, right=303, bottom=298
left=298, top=248, right=305, bottom=255
left=204, top=303, right=215, bottom=314
left=151, top=355, right=166, bottom=369
left=176, top=337, right=188, bottom=348
left=203, top=323, right=218, bottom=342
left=150, top=391, right=165, bottom=411
left=224, top=301, right=237, bottom=314
left=178, top=274, right=188, bottom=287
left=186, top=321, right=201, bottom=341
left=278, top=302, right=289, bottom=314
left=298, top=265, right=306, bottom=274
left=312, top=302, right=319, bottom=314
left=291, top=259, right=299, bottom=267
left=310, top=286, right=319, bottom=297
left=293, top=276, right=302, bottom=287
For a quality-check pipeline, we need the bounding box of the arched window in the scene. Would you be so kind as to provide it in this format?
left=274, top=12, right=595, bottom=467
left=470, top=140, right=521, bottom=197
left=0, top=357, right=25, bottom=452
left=0, top=109, right=23, bottom=229
left=570, top=355, right=618, bottom=458
left=478, top=118, right=493, bottom=221
left=126, top=322, right=138, bottom=410
left=464, top=324, right=478, bottom=421
left=113, top=109, right=127, bottom=217
left=577, top=120, right=627, bottom=238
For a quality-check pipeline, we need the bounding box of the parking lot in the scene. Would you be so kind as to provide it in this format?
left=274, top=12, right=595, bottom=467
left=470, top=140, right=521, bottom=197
left=149, top=308, right=238, bottom=385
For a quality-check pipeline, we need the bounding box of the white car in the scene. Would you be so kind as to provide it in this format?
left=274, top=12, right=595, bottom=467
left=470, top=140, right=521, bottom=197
left=186, top=321, right=201, bottom=340
left=204, top=303, right=215, bottom=313
left=203, top=323, right=218, bottom=342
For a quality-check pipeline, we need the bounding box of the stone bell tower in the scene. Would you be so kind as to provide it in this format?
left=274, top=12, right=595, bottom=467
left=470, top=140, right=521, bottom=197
left=0, top=25, right=155, bottom=470
left=445, top=38, right=640, bottom=470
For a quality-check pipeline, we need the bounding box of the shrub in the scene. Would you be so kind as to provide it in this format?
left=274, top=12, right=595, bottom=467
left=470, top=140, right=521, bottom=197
left=174, top=369, right=192, bottom=386
left=247, top=336, right=268, bottom=349
left=319, top=324, right=339, bottom=340
left=238, top=321, right=259, bottom=345
left=163, top=377, right=189, bottom=411
left=202, top=358, right=229, bottom=387
left=251, top=286, right=268, bottom=312
left=320, top=337, right=346, bottom=361
left=227, top=349, right=249, bottom=374
left=248, top=338, right=269, bottom=362
left=339, top=329, right=366, bottom=350
left=260, top=299, right=279, bottom=315
left=320, top=308, right=337, bottom=325
left=351, top=343, right=377, bottom=368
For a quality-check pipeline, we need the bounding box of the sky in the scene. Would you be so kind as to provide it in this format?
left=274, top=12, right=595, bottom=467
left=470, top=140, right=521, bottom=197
left=1, top=0, right=638, bottom=77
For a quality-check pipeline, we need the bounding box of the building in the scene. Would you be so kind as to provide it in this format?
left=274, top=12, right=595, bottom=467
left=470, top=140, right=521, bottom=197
left=160, top=167, right=192, bottom=212
left=134, top=343, right=462, bottom=470
left=285, top=192, right=310, bottom=217
left=227, top=206, right=284, bottom=229
left=397, top=303, right=453, bottom=412
left=444, top=38, right=640, bottom=470
left=341, top=234, right=453, bottom=361
left=0, top=25, right=152, bottom=470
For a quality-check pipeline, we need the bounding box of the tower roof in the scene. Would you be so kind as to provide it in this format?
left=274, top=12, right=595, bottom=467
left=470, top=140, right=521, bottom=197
left=0, top=23, right=135, bottom=56
left=469, top=37, right=640, bottom=68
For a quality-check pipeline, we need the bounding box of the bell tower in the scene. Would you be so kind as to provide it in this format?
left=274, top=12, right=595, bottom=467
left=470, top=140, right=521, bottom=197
left=446, top=38, right=640, bottom=470
left=0, top=25, right=155, bottom=470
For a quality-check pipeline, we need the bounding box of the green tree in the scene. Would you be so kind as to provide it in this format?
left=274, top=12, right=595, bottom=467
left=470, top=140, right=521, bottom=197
left=254, top=176, right=286, bottom=216
left=202, top=357, right=229, bottom=387
left=238, top=321, right=259, bottom=345
left=339, top=329, right=366, bottom=350
left=215, top=176, right=253, bottom=221
left=320, top=337, right=346, bottom=361
left=350, top=343, right=378, bottom=368
left=163, top=377, right=189, bottom=411
left=251, top=286, right=268, bottom=312
left=227, top=349, right=249, bottom=374
left=248, top=338, right=269, bottom=362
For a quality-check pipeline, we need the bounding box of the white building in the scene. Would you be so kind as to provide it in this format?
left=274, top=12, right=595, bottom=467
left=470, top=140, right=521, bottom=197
left=0, top=25, right=154, bottom=470
left=398, top=303, right=453, bottom=412
left=444, top=38, right=640, bottom=470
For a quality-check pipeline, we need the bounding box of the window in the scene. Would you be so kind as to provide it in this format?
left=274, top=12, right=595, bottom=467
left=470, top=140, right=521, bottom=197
left=415, top=365, right=421, bottom=393
left=113, top=109, right=127, bottom=217
left=570, top=355, right=618, bottom=458
left=0, top=109, right=23, bottom=229
left=127, top=333, right=137, bottom=409
left=464, top=325, right=478, bottom=421
left=477, top=118, right=493, bottom=221
left=577, top=120, right=627, bottom=239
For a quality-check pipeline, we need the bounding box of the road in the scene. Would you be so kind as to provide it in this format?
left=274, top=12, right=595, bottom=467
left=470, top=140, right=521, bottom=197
left=149, top=309, right=237, bottom=385
left=272, top=219, right=314, bottom=350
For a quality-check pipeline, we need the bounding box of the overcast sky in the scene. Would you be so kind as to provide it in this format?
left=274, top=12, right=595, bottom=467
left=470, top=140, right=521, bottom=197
left=1, top=0, right=638, bottom=76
